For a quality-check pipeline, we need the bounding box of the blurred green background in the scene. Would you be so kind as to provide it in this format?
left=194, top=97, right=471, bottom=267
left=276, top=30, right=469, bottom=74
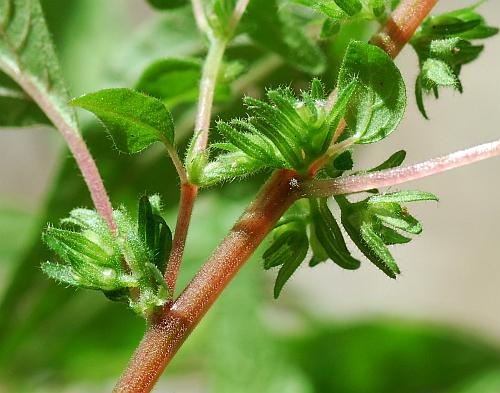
left=1, top=1, right=500, bottom=392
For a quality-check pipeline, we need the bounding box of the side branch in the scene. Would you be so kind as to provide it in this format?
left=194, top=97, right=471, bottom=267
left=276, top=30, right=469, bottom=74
left=301, top=140, right=500, bottom=197
left=115, top=170, right=300, bottom=392
left=165, top=0, right=251, bottom=294
left=165, top=183, right=197, bottom=294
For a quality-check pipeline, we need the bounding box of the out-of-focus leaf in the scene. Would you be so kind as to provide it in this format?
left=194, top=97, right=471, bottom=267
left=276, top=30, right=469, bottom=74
left=146, top=0, right=188, bottom=10
left=285, top=321, right=500, bottom=393
left=241, top=0, right=327, bottom=75
left=0, top=0, right=78, bottom=130
left=135, top=57, right=232, bottom=107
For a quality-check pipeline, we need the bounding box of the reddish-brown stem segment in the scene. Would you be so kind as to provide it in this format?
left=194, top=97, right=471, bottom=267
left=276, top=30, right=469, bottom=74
left=114, top=170, right=300, bottom=392
left=165, top=183, right=198, bottom=294
left=370, top=0, right=438, bottom=58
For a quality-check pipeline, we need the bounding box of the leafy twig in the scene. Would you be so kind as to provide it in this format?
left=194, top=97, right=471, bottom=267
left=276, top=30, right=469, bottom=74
left=165, top=1, right=251, bottom=295
left=115, top=1, right=441, bottom=390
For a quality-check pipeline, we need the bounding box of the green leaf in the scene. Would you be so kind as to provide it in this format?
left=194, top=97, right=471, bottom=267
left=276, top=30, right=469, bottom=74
left=138, top=194, right=172, bottom=273
left=138, top=195, right=157, bottom=253
left=378, top=226, right=411, bottom=245
left=0, top=0, right=78, bottom=130
left=310, top=198, right=360, bottom=270
left=373, top=204, right=422, bottom=234
left=367, top=150, right=407, bottom=173
left=369, top=0, right=385, bottom=17
left=136, top=58, right=202, bottom=106
left=272, top=227, right=309, bottom=299
left=40, top=261, right=81, bottom=287
left=410, top=3, right=497, bottom=118
left=360, top=222, right=400, bottom=276
left=422, top=58, right=457, bottom=88
left=263, top=221, right=310, bottom=301
left=368, top=191, right=438, bottom=204
left=415, top=74, right=429, bottom=119
left=242, top=0, right=327, bottom=75
left=153, top=214, right=172, bottom=274
left=337, top=41, right=406, bottom=144
left=263, top=225, right=304, bottom=270
left=70, top=88, right=175, bottom=153
left=135, top=57, right=231, bottom=107
left=146, top=0, right=188, bottom=9
left=320, top=18, right=340, bottom=39
left=334, top=0, right=362, bottom=16
left=323, top=79, right=357, bottom=150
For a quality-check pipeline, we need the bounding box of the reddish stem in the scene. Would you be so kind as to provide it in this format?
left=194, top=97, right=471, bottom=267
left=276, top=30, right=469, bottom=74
left=301, top=139, right=500, bottom=197
left=370, top=0, right=438, bottom=58
left=165, top=183, right=198, bottom=294
left=0, top=67, right=116, bottom=232
left=114, top=170, right=300, bottom=392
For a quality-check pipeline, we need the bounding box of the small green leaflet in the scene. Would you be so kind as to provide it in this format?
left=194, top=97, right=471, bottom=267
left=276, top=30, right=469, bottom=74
left=137, top=195, right=172, bottom=274
left=333, top=0, right=362, bottom=16
left=411, top=3, right=498, bottom=118
left=338, top=41, right=406, bottom=144
left=0, top=0, right=78, bottom=130
left=263, top=221, right=309, bottom=299
left=70, top=88, right=175, bottom=154
left=335, top=190, right=438, bottom=278
left=310, top=198, right=360, bottom=269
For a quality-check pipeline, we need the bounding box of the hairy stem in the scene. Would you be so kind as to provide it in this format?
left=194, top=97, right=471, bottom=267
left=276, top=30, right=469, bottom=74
left=165, top=182, right=197, bottom=294
left=370, top=0, right=439, bottom=58
left=114, top=170, right=300, bottom=392
left=116, top=0, right=439, bottom=389
left=301, top=140, right=500, bottom=197
left=162, top=139, right=188, bottom=184
left=192, top=38, right=227, bottom=154
left=1, top=66, right=116, bottom=232
left=166, top=0, right=251, bottom=295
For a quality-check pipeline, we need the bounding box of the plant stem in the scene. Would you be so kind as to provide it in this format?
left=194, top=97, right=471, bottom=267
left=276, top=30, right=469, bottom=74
left=165, top=182, right=197, bottom=294
left=191, top=0, right=211, bottom=37
left=114, top=170, right=300, bottom=392
left=116, top=0, right=439, bottom=389
left=193, top=38, right=227, bottom=154
left=165, top=0, right=251, bottom=295
left=370, top=0, right=439, bottom=58
left=0, top=66, right=116, bottom=232
left=163, top=38, right=226, bottom=295
left=301, top=140, right=500, bottom=197
left=162, top=138, right=188, bottom=184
